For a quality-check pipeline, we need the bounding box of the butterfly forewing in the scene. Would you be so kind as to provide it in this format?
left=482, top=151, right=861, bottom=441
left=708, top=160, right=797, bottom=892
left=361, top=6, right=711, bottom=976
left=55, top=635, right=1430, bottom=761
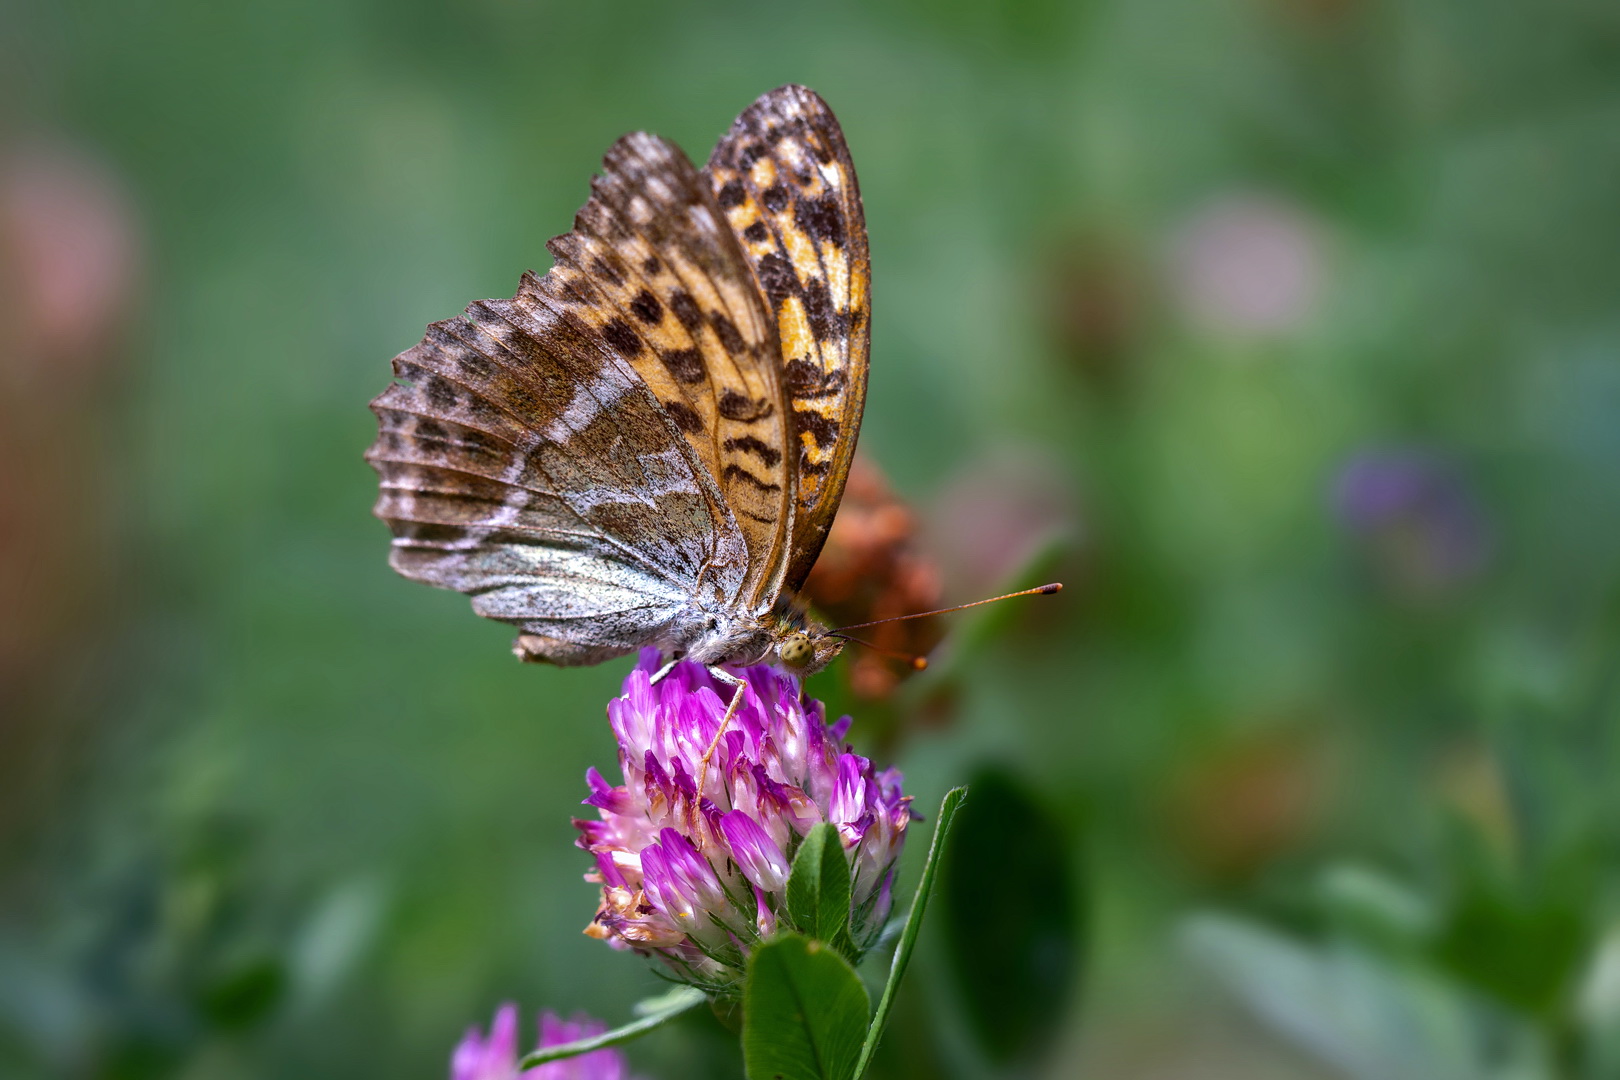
left=544, top=133, right=795, bottom=604
left=705, top=85, right=871, bottom=598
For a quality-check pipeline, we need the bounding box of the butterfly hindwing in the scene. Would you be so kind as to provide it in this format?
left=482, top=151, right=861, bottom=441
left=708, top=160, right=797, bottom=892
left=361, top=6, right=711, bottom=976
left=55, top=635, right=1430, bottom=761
left=367, top=277, right=748, bottom=663
left=705, top=85, right=871, bottom=598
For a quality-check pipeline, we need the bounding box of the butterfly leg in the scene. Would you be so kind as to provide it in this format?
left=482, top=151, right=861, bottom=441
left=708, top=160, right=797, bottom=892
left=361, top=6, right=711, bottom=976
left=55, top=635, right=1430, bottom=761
left=693, top=667, right=747, bottom=803
left=647, top=657, right=681, bottom=686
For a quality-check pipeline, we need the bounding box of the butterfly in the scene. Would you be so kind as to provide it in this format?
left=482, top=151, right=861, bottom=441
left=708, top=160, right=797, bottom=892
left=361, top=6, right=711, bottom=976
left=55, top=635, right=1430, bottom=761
left=366, top=85, right=868, bottom=679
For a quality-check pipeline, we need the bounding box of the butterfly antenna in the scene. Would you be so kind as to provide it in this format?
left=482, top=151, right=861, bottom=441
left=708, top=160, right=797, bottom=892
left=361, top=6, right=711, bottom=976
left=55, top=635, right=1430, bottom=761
left=827, top=632, right=930, bottom=670
left=830, top=582, right=1063, bottom=633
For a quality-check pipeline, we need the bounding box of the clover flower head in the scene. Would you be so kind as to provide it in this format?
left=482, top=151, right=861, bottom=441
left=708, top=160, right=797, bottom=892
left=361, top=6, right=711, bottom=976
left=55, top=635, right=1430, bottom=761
left=575, top=651, right=912, bottom=990
left=452, top=1004, right=633, bottom=1080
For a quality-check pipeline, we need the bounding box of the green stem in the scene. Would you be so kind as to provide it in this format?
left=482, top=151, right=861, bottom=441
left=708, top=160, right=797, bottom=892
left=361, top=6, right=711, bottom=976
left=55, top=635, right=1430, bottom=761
left=515, top=987, right=705, bottom=1069
left=852, top=786, right=969, bottom=1079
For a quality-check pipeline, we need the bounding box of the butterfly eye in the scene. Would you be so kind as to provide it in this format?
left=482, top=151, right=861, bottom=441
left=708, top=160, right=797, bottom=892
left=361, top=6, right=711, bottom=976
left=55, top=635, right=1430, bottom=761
left=779, top=633, right=814, bottom=669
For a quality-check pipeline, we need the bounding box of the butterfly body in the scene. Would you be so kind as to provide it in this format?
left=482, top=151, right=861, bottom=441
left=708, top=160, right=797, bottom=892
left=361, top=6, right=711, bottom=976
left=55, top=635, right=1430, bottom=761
left=512, top=601, right=841, bottom=674
left=367, top=86, right=867, bottom=676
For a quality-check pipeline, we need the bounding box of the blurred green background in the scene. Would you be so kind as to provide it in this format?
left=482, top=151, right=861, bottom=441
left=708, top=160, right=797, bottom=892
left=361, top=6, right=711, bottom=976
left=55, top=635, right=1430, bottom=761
left=5, top=0, right=1620, bottom=1077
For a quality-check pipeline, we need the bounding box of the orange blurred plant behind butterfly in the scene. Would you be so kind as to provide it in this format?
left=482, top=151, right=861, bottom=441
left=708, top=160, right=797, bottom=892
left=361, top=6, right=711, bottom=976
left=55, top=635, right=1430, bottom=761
left=799, top=455, right=944, bottom=700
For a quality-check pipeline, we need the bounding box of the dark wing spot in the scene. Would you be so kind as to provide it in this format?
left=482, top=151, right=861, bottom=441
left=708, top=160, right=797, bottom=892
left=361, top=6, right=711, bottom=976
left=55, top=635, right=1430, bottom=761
left=762, top=185, right=789, bottom=213
left=722, top=464, right=781, bottom=493
left=660, top=348, right=706, bottom=385
left=801, top=279, right=846, bottom=342
left=799, top=455, right=831, bottom=475
left=663, top=400, right=704, bottom=434
left=724, top=435, right=783, bottom=468
left=796, top=408, right=840, bottom=449
left=757, top=252, right=799, bottom=306
left=629, top=289, right=663, bottom=325
left=590, top=256, right=625, bottom=287
left=718, top=391, right=773, bottom=422
left=454, top=353, right=495, bottom=381
left=560, top=277, right=602, bottom=305
left=461, top=429, right=496, bottom=453
left=738, top=143, right=767, bottom=169
left=668, top=291, right=703, bottom=331
left=415, top=418, right=447, bottom=441
left=642, top=255, right=662, bottom=275
left=794, top=196, right=845, bottom=247
left=709, top=313, right=746, bottom=355
left=600, top=317, right=643, bottom=358
left=426, top=379, right=458, bottom=412
left=783, top=358, right=847, bottom=398
left=396, top=522, right=470, bottom=546
left=716, top=179, right=746, bottom=208
left=461, top=395, right=502, bottom=429
left=743, top=221, right=768, bottom=243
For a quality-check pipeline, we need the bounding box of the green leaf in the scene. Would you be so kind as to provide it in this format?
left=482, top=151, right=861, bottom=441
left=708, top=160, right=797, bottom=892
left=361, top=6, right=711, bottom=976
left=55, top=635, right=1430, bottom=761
left=853, top=786, right=968, bottom=1079
left=786, top=823, right=854, bottom=952
left=743, top=933, right=870, bottom=1080
left=516, top=986, right=705, bottom=1070
left=941, top=766, right=1081, bottom=1065
left=1318, top=864, right=1437, bottom=951
left=198, top=956, right=285, bottom=1031
left=1433, top=813, right=1593, bottom=1016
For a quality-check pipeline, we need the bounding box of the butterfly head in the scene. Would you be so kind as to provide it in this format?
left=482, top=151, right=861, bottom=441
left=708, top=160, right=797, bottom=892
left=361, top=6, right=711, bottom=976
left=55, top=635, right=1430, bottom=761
left=678, top=606, right=841, bottom=676
left=774, top=624, right=844, bottom=675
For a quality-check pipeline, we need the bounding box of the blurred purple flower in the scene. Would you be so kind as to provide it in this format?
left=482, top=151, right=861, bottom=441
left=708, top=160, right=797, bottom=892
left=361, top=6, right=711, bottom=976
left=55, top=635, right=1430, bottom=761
left=576, top=651, right=912, bottom=989
left=452, top=1004, right=634, bottom=1080
left=1333, top=449, right=1489, bottom=593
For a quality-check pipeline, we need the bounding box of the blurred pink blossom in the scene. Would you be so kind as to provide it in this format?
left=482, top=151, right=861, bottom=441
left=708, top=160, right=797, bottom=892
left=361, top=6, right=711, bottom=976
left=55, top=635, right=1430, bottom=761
left=926, top=449, right=1079, bottom=601
left=0, top=140, right=142, bottom=388
left=1167, top=191, right=1326, bottom=337
left=453, top=1005, right=635, bottom=1080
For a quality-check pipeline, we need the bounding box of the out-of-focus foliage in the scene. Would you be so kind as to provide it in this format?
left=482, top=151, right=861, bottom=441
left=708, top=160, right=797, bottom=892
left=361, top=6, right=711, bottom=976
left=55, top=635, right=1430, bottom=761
left=939, top=767, right=1081, bottom=1070
left=3, top=0, right=1619, bottom=1077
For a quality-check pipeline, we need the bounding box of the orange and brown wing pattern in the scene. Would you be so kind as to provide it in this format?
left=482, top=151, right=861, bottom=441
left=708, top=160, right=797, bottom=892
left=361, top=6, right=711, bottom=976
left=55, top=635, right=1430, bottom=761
left=365, top=133, right=803, bottom=661
left=705, top=85, right=871, bottom=599
left=543, top=133, right=794, bottom=603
